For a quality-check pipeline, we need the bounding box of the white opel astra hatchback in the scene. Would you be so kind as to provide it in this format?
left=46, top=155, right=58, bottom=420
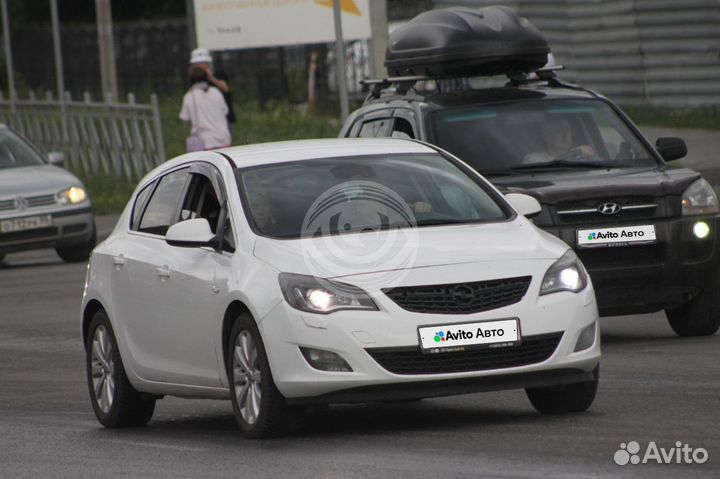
left=81, top=138, right=600, bottom=437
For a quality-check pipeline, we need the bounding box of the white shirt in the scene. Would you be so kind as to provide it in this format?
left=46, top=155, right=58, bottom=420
left=179, top=83, right=230, bottom=149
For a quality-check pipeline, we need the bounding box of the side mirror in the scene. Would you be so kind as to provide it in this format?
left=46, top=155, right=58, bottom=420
left=47, top=152, right=65, bottom=166
left=655, top=137, right=687, bottom=162
left=505, top=193, right=542, bottom=218
left=166, top=218, right=217, bottom=248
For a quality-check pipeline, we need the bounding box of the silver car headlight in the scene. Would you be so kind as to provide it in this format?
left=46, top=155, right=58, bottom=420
left=56, top=186, right=87, bottom=205
left=681, top=178, right=719, bottom=216
left=540, top=250, right=588, bottom=296
left=278, top=273, right=378, bottom=314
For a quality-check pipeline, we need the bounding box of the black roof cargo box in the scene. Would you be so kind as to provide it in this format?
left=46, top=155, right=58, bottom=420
left=385, top=6, right=550, bottom=78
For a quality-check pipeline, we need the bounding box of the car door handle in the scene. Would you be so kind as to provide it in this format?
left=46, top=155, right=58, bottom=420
left=112, top=255, right=125, bottom=269
left=156, top=266, right=171, bottom=280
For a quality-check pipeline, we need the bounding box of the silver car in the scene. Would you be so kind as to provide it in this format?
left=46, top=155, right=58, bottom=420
left=0, top=125, right=95, bottom=263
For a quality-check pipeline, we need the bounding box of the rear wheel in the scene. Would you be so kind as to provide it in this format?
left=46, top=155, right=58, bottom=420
left=86, top=310, right=155, bottom=427
left=526, top=366, right=599, bottom=414
left=666, top=288, right=720, bottom=337
left=228, top=313, right=289, bottom=438
left=57, top=223, right=96, bottom=263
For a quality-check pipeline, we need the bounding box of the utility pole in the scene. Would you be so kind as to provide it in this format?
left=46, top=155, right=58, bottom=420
left=368, top=0, right=388, bottom=79
left=49, top=0, right=67, bottom=143
left=0, top=0, right=15, bottom=110
left=186, top=0, right=197, bottom=50
left=95, top=0, right=118, bottom=102
left=332, top=0, right=349, bottom=122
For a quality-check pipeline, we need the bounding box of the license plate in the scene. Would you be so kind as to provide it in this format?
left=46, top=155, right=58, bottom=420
left=418, top=318, right=520, bottom=354
left=577, top=224, right=656, bottom=248
left=0, top=215, right=53, bottom=233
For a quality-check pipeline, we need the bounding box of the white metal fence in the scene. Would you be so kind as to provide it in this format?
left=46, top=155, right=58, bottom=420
left=435, top=0, right=720, bottom=108
left=0, top=91, right=165, bottom=181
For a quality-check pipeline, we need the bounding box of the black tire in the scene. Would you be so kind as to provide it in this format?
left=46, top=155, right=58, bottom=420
left=666, top=288, right=720, bottom=337
left=227, top=313, right=288, bottom=438
left=0, top=253, right=5, bottom=263
left=526, top=366, right=599, bottom=414
left=57, top=222, right=97, bottom=263
left=86, top=310, right=155, bottom=428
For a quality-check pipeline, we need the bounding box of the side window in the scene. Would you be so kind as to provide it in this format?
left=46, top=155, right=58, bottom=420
left=180, top=173, right=236, bottom=252
left=130, top=181, right=156, bottom=231
left=357, top=118, right=390, bottom=138
left=181, top=175, right=222, bottom=234
left=391, top=117, right=415, bottom=139
left=138, top=168, right=189, bottom=236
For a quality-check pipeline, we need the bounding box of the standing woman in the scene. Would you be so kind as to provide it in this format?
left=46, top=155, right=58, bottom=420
left=179, top=66, right=231, bottom=151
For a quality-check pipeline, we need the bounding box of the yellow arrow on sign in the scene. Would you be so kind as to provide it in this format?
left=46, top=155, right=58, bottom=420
left=315, top=0, right=361, bottom=16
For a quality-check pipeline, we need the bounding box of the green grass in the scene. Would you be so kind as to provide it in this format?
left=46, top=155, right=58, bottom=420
left=623, top=107, right=720, bottom=130
left=74, top=171, right=136, bottom=215
left=161, top=98, right=339, bottom=160
left=82, top=99, right=340, bottom=214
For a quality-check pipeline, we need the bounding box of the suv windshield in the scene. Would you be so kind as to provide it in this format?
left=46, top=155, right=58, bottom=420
left=0, top=129, right=47, bottom=169
left=237, top=153, right=508, bottom=239
left=432, top=99, right=657, bottom=173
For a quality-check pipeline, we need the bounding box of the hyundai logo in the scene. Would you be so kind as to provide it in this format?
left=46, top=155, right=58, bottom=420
left=451, top=285, right=475, bottom=304
left=13, top=196, right=28, bottom=211
left=598, top=202, right=622, bottom=215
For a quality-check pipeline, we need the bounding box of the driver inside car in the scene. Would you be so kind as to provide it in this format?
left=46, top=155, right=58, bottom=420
left=524, top=117, right=596, bottom=164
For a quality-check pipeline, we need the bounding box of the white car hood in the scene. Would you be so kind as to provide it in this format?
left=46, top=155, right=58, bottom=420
left=0, top=165, right=81, bottom=197
left=253, top=219, right=568, bottom=279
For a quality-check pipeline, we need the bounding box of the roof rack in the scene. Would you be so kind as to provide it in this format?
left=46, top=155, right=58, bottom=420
left=360, top=65, right=590, bottom=101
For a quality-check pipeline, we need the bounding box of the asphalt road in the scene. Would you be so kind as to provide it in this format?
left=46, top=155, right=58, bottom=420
left=1, top=127, right=719, bottom=478
left=0, top=215, right=718, bottom=479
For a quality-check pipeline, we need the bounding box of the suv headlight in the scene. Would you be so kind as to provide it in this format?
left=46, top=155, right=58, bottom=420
left=682, top=178, right=719, bottom=216
left=56, top=186, right=87, bottom=205
left=540, top=250, right=588, bottom=296
left=278, top=273, right=378, bottom=314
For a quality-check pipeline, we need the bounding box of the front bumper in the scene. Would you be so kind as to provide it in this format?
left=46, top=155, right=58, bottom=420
left=0, top=206, right=94, bottom=254
left=257, top=283, right=600, bottom=402
left=542, top=215, right=720, bottom=315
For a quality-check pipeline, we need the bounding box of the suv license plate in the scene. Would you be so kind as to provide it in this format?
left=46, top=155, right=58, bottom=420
left=418, top=318, right=520, bottom=354
left=0, top=215, right=53, bottom=233
left=577, top=224, right=656, bottom=248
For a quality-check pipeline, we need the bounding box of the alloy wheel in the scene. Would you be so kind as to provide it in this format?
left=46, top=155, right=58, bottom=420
left=90, top=325, right=115, bottom=413
left=232, top=330, right=262, bottom=425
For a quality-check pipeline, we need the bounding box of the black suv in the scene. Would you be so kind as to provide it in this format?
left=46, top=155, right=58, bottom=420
left=340, top=9, right=720, bottom=337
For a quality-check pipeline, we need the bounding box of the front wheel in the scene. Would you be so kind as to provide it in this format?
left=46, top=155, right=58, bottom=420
left=526, top=366, right=599, bottom=414
left=666, top=288, right=720, bottom=337
left=86, top=310, right=155, bottom=427
left=57, top=223, right=96, bottom=263
left=228, top=313, right=289, bottom=438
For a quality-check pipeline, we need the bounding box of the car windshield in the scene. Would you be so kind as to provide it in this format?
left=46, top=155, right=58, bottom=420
left=236, top=153, right=509, bottom=239
left=431, top=99, right=657, bottom=174
left=0, top=129, right=47, bottom=169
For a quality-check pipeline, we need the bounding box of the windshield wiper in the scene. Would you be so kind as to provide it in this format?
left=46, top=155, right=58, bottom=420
left=415, top=218, right=474, bottom=227
left=511, top=160, right=624, bottom=170
left=478, top=169, right=516, bottom=177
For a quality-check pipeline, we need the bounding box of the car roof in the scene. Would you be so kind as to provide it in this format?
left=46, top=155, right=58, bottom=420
left=366, top=84, right=602, bottom=110
left=218, top=138, right=437, bottom=168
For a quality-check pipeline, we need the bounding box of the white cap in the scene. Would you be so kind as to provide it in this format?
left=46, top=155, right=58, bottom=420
left=190, top=48, right=213, bottom=65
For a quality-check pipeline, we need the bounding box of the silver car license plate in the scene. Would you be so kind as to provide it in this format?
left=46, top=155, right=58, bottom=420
left=0, top=215, right=53, bottom=233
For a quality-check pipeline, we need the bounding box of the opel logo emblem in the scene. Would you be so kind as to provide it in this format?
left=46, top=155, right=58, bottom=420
left=13, top=196, right=28, bottom=211
left=598, top=202, right=622, bottom=215
left=451, top=285, right=475, bottom=304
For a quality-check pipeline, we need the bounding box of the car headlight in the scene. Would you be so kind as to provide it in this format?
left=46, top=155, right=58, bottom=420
left=540, top=250, right=588, bottom=296
left=56, top=186, right=87, bottom=205
left=681, top=178, right=719, bottom=216
left=278, top=273, right=378, bottom=314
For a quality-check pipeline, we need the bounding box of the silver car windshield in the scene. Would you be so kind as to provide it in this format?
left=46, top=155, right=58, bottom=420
left=0, top=129, right=47, bottom=169
left=432, top=99, right=657, bottom=173
left=237, top=153, right=509, bottom=239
